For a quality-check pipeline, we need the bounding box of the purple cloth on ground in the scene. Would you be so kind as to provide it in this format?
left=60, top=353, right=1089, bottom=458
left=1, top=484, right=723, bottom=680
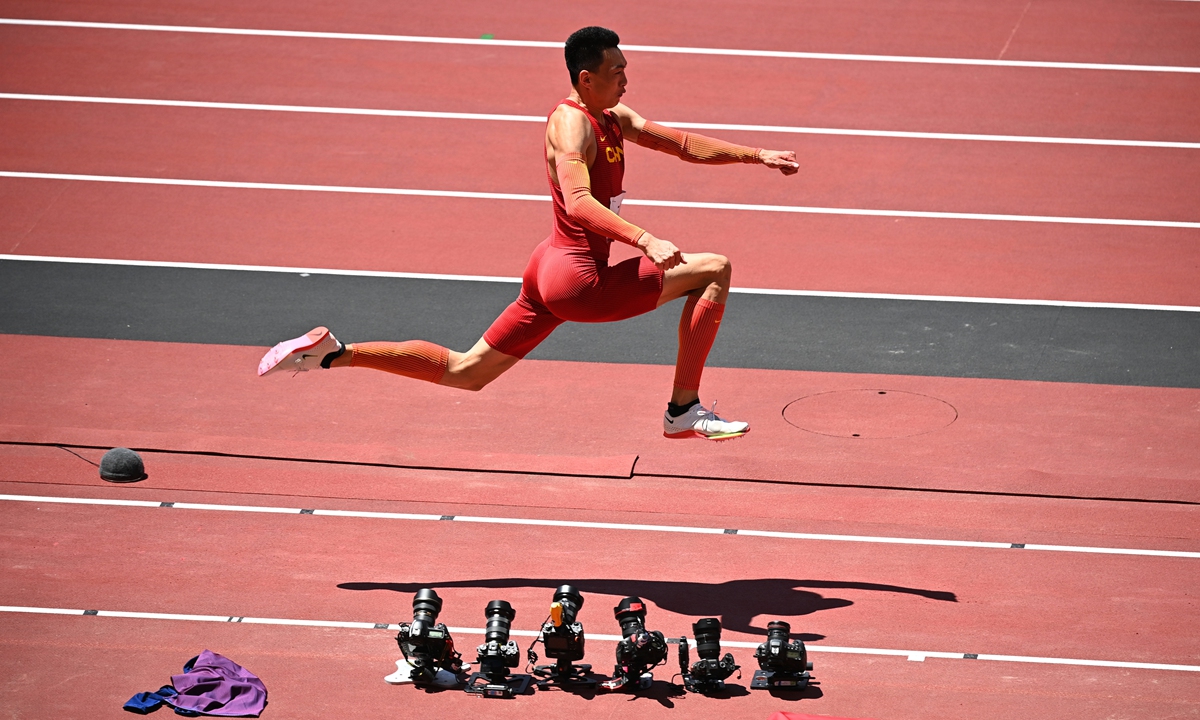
left=165, top=650, right=267, bottom=717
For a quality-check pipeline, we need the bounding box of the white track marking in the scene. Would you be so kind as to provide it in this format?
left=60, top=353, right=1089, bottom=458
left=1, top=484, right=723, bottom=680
left=2, top=18, right=1198, bottom=73
left=4, top=93, right=1196, bottom=149
left=662, top=121, right=1200, bottom=150
left=3, top=171, right=1198, bottom=230
left=0, top=254, right=524, bottom=285
left=623, top=197, right=1200, bottom=229
left=2, top=254, right=1197, bottom=312
left=2, top=493, right=1197, bottom=558
left=171, top=502, right=299, bottom=513
left=0, top=93, right=547, bottom=124
left=1, top=605, right=1197, bottom=672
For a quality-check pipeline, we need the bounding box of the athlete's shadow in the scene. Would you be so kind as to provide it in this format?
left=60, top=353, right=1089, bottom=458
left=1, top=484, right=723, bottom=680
left=338, top=577, right=956, bottom=639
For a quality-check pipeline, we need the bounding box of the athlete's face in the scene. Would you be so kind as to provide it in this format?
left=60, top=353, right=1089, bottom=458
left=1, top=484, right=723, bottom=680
left=583, top=47, right=628, bottom=108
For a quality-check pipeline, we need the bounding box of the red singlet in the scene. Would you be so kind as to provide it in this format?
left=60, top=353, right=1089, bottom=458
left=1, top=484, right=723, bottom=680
left=482, top=99, right=664, bottom=358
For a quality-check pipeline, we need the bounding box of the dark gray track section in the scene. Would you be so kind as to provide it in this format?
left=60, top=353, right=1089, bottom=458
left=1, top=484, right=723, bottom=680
left=2, top=260, right=1197, bottom=388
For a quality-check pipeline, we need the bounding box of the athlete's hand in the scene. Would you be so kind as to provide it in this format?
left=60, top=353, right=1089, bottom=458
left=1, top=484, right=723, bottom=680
left=638, top=232, right=686, bottom=271
left=759, top=149, right=800, bottom=175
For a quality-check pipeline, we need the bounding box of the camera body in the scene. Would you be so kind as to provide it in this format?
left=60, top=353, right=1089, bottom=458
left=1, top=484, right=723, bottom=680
left=542, top=585, right=586, bottom=663
left=541, top=620, right=585, bottom=662
left=532, top=585, right=596, bottom=690
left=601, top=596, right=668, bottom=691
left=678, top=618, right=740, bottom=693
left=465, top=600, right=532, bottom=698
left=475, top=638, right=521, bottom=676
left=751, top=620, right=813, bottom=690
left=395, top=588, right=464, bottom=685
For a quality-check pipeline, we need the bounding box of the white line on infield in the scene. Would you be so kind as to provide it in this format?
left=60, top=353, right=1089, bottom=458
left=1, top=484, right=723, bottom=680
left=2, top=493, right=1197, bottom=559
left=4, top=93, right=1196, bottom=150
left=2, top=18, right=1198, bottom=73
left=2, top=254, right=1197, bottom=313
left=2, top=605, right=1198, bottom=672
left=3, top=171, right=1198, bottom=230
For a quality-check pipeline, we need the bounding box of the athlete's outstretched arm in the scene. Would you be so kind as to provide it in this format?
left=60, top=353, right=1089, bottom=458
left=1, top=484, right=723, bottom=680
left=613, top=104, right=799, bottom=175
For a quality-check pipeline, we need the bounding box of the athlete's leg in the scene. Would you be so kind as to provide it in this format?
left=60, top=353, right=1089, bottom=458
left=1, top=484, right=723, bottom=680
left=263, top=240, right=559, bottom=391
left=324, top=284, right=555, bottom=392
left=656, top=253, right=732, bottom=405
left=327, top=336, right=520, bottom=392
left=652, top=252, right=748, bottom=440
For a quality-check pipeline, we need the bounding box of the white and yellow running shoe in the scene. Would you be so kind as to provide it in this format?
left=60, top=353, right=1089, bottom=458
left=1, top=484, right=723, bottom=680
left=663, top=401, right=749, bottom=440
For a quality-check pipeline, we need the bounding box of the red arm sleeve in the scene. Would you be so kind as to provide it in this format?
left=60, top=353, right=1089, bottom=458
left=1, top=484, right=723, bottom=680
left=635, top=120, right=762, bottom=164
left=555, top=152, right=646, bottom=247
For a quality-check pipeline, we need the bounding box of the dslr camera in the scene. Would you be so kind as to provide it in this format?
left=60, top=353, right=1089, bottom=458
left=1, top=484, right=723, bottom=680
left=395, top=588, right=464, bottom=686
left=751, top=620, right=813, bottom=690
left=465, top=600, right=532, bottom=698
left=600, top=596, right=668, bottom=691
left=678, top=618, right=740, bottom=693
left=531, top=585, right=595, bottom=689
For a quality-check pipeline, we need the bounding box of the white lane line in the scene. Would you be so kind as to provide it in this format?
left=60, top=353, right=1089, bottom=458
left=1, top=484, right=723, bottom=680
left=3, top=493, right=1197, bottom=559
left=0, top=170, right=546, bottom=203
left=5, top=93, right=1196, bottom=150
left=0, top=254, right=524, bottom=285
left=451, top=515, right=728, bottom=535
left=2, top=605, right=1198, bottom=673
left=3, top=254, right=1198, bottom=313
left=3, top=171, right=1198, bottom=230
left=0, top=93, right=547, bottom=123
left=2, top=18, right=1198, bottom=73
left=624, top=197, right=1200, bottom=229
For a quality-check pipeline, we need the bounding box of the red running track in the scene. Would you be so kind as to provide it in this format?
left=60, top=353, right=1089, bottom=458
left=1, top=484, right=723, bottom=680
left=3, top=335, right=1198, bottom=504
left=4, top=0, right=1200, bottom=66
left=1, top=446, right=1198, bottom=719
left=4, top=25, right=1200, bottom=140
left=4, top=100, right=1199, bottom=221
left=2, top=2, right=1199, bottom=718
left=7, top=474, right=1196, bottom=662
left=4, top=178, right=1199, bottom=306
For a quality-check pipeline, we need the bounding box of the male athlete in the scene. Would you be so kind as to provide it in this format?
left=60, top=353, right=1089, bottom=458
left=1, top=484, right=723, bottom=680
left=259, top=26, right=798, bottom=440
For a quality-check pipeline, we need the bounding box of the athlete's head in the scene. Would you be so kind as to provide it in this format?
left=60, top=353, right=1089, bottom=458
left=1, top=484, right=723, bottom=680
left=565, top=26, right=626, bottom=108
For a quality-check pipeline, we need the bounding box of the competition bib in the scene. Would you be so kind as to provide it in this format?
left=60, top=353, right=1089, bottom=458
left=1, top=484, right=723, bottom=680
left=609, top=191, right=626, bottom=216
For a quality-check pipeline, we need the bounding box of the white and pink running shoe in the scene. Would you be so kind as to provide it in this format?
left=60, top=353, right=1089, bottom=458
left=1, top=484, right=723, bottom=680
left=258, top=326, right=341, bottom=377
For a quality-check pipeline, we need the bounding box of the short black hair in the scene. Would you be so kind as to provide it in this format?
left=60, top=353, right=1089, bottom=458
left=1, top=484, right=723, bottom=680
left=565, top=26, right=620, bottom=86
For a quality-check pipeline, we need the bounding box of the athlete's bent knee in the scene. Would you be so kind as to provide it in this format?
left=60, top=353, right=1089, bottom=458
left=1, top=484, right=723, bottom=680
left=716, top=254, right=732, bottom=280
left=444, top=364, right=496, bottom=392
left=703, top=253, right=731, bottom=288
left=442, top=371, right=490, bottom=392
left=443, top=346, right=514, bottom=391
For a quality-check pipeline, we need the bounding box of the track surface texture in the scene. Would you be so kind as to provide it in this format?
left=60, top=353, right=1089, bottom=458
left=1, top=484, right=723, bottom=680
left=1, top=2, right=1198, bottom=719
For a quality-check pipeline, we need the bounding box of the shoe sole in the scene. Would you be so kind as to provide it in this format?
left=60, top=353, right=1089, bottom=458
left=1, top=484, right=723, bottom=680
left=258, top=327, right=330, bottom=376
left=663, top=428, right=750, bottom=441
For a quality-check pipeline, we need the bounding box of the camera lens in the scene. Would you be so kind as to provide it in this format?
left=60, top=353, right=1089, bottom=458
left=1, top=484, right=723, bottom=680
left=484, top=599, right=516, bottom=644
left=613, top=596, right=647, bottom=638
left=412, top=588, right=442, bottom=622
left=553, top=584, right=584, bottom=626
left=692, top=617, right=723, bottom=660
left=410, top=588, right=442, bottom=634
left=766, top=620, right=791, bottom=643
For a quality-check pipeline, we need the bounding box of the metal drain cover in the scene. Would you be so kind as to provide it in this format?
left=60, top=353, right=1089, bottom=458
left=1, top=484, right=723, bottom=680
left=783, top=389, right=958, bottom=439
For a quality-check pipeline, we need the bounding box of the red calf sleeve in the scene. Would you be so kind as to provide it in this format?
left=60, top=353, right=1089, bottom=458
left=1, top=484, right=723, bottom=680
left=672, top=296, right=725, bottom=392
left=349, top=341, right=449, bottom=384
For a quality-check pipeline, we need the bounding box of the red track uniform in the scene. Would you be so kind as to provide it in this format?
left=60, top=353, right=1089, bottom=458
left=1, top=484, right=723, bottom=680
left=482, top=99, right=664, bottom=358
